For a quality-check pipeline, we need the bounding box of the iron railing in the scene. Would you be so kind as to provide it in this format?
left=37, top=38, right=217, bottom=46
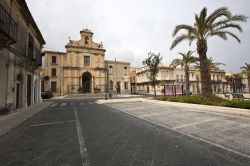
left=0, top=4, right=17, bottom=44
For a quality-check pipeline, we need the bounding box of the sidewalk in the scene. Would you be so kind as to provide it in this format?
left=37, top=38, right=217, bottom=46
left=146, top=99, right=250, bottom=117
left=0, top=101, right=52, bottom=136
left=98, top=97, right=250, bottom=117
left=98, top=98, right=144, bottom=104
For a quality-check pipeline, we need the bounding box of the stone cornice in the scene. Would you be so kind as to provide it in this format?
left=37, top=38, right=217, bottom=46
left=65, top=45, right=106, bottom=54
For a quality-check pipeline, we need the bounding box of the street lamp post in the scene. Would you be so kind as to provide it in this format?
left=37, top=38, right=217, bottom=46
left=104, top=67, right=109, bottom=100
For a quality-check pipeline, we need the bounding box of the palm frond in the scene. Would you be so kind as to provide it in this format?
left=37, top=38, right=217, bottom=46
left=215, top=23, right=242, bottom=32
left=172, top=24, right=194, bottom=37
left=206, top=7, right=231, bottom=25
left=230, top=14, right=248, bottom=22
left=170, top=34, right=194, bottom=50
left=223, top=31, right=241, bottom=43
left=206, top=31, right=228, bottom=40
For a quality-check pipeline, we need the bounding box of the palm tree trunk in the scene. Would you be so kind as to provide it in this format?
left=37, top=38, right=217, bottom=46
left=248, top=73, right=250, bottom=93
left=196, top=76, right=200, bottom=94
left=185, top=67, right=190, bottom=96
left=197, top=39, right=212, bottom=98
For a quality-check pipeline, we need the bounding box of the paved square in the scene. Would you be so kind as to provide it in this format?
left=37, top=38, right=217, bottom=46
left=108, top=101, right=250, bottom=157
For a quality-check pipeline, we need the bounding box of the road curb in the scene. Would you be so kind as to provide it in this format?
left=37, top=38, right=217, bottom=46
left=0, top=102, right=53, bottom=136
left=144, top=99, right=250, bottom=117
left=98, top=98, right=144, bottom=104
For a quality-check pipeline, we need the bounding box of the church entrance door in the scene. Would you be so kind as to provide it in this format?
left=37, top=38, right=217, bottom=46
left=82, top=72, right=92, bottom=93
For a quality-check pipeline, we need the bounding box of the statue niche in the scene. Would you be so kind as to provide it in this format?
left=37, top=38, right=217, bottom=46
left=84, top=36, right=90, bottom=46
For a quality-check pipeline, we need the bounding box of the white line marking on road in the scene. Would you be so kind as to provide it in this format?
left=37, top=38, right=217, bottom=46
left=50, top=103, right=58, bottom=107
left=95, top=101, right=102, bottom=104
left=80, top=102, right=85, bottom=105
left=139, top=112, right=178, bottom=118
left=88, top=101, right=93, bottom=105
left=31, top=120, right=76, bottom=127
left=173, top=119, right=216, bottom=129
left=119, top=110, right=250, bottom=159
left=60, top=103, right=66, bottom=107
left=74, top=107, right=91, bottom=166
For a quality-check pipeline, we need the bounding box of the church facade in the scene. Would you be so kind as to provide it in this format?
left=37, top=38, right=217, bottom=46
left=42, top=29, right=130, bottom=96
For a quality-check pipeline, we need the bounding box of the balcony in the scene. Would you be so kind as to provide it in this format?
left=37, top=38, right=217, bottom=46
left=0, top=4, right=17, bottom=46
left=25, top=58, right=39, bottom=71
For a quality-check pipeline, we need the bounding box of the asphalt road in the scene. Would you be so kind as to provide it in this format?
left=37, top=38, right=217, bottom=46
left=0, top=99, right=249, bottom=166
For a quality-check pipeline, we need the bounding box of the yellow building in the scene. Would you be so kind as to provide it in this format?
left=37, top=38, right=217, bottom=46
left=42, top=29, right=130, bottom=96
left=106, top=60, right=130, bottom=95
left=134, top=65, right=227, bottom=95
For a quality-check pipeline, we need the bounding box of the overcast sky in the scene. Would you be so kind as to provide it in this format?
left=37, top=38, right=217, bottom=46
left=26, top=0, right=250, bottom=73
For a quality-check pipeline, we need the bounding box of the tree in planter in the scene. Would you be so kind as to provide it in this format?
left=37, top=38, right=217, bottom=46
left=171, top=51, right=198, bottom=96
left=240, top=63, right=250, bottom=93
left=142, top=52, right=162, bottom=98
left=170, top=7, right=247, bottom=98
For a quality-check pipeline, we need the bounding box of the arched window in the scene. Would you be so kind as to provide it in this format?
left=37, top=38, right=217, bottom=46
left=109, top=65, right=113, bottom=74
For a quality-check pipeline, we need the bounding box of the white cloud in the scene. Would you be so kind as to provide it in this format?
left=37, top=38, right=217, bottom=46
left=27, top=0, right=250, bottom=73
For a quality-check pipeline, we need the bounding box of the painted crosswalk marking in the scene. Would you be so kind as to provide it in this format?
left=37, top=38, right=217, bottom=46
left=95, top=101, right=102, bottom=104
left=60, top=103, right=66, bottom=107
left=88, top=101, right=93, bottom=105
left=50, top=103, right=57, bottom=107
left=80, top=102, right=85, bottom=105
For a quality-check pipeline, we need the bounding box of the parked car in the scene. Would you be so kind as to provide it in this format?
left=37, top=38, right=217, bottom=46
left=41, top=91, right=53, bottom=99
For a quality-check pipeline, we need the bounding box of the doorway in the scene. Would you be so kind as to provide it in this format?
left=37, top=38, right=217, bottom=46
left=116, top=81, right=121, bottom=94
left=16, top=73, right=23, bottom=108
left=82, top=72, right=92, bottom=93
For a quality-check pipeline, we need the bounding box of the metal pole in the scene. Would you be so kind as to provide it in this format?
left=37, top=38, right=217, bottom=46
left=115, top=58, right=117, bottom=96
left=105, top=67, right=108, bottom=100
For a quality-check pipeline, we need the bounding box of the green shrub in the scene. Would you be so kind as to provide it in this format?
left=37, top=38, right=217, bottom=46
left=224, top=100, right=250, bottom=109
left=167, top=96, right=181, bottom=102
left=157, top=95, right=250, bottom=109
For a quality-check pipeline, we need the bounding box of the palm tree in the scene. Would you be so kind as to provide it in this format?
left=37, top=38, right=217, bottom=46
left=206, top=57, right=225, bottom=70
left=195, top=57, right=225, bottom=94
left=171, top=51, right=198, bottom=96
left=240, top=63, right=250, bottom=93
left=170, top=7, right=247, bottom=98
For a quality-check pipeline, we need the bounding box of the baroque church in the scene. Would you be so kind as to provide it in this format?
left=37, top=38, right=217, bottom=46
left=42, top=29, right=131, bottom=96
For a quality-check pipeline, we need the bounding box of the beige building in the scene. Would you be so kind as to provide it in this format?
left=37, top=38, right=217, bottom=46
left=106, top=60, right=130, bottom=95
left=133, top=65, right=227, bottom=95
left=42, top=29, right=130, bottom=96
left=0, top=0, right=45, bottom=110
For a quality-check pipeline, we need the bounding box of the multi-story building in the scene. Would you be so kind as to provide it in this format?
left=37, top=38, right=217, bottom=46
left=225, top=73, right=250, bottom=93
left=0, top=0, right=45, bottom=110
left=106, top=60, right=130, bottom=95
left=133, top=65, right=227, bottom=95
left=42, top=29, right=130, bottom=96
left=130, top=67, right=137, bottom=94
left=41, top=51, right=65, bottom=96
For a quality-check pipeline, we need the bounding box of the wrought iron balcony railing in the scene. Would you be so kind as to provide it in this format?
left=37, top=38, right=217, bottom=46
left=0, top=4, right=17, bottom=45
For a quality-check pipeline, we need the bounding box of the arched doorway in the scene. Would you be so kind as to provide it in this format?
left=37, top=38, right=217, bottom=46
left=82, top=72, right=91, bottom=93
left=16, top=73, right=24, bottom=108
